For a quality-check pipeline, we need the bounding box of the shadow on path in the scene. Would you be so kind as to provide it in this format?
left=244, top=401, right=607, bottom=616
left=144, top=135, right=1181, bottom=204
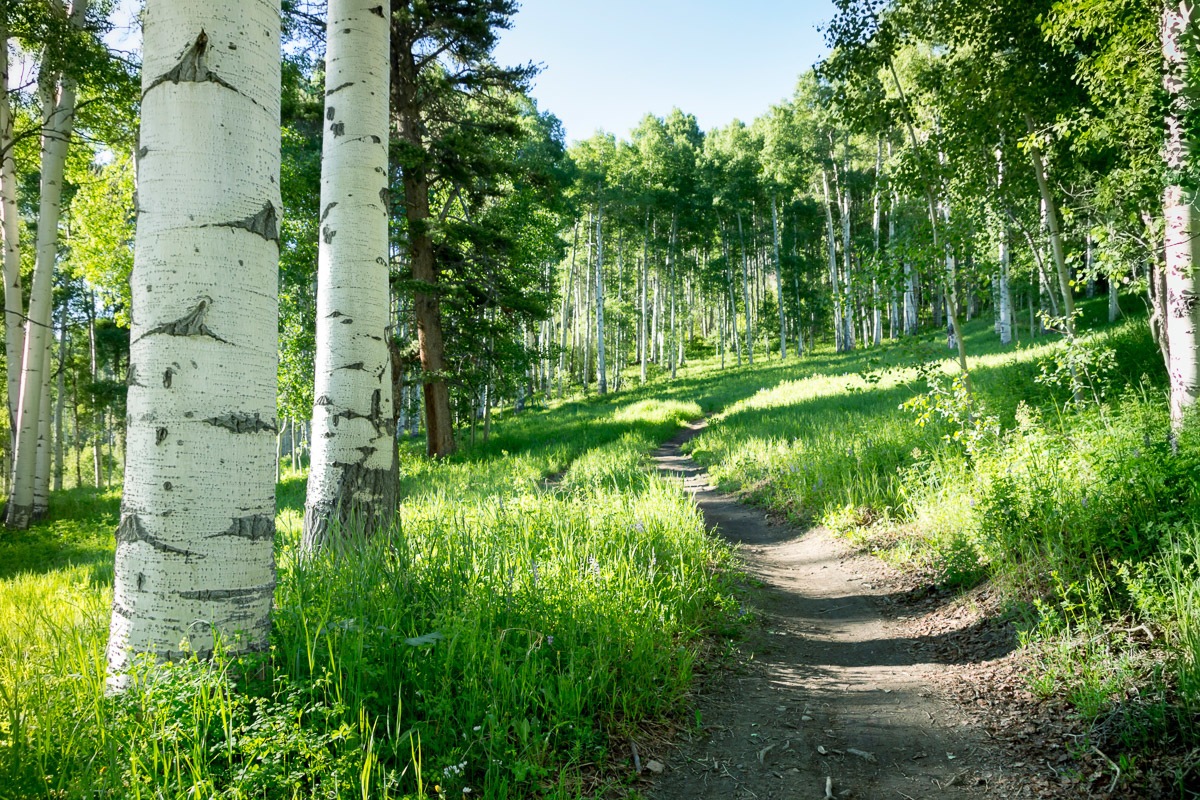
left=647, top=420, right=1012, bottom=800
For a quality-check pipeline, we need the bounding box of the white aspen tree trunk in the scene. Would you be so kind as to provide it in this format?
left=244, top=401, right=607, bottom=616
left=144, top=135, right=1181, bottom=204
left=1085, top=229, right=1097, bottom=298
left=1109, top=242, right=1122, bottom=323
left=303, top=0, right=395, bottom=549
left=0, top=32, right=24, bottom=434
left=583, top=213, right=593, bottom=387
left=53, top=316, right=67, bottom=492
left=772, top=193, right=786, bottom=358
left=8, top=9, right=85, bottom=528
left=33, top=339, right=52, bottom=519
left=840, top=182, right=856, bottom=351
left=640, top=210, right=649, bottom=383
left=107, top=0, right=281, bottom=683
left=1164, top=2, right=1200, bottom=428
left=667, top=211, right=677, bottom=378
left=997, top=149, right=1014, bottom=345
left=1026, top=115, right=1077, bottom=336
left=737, top=209, right=753, bottom=364
left=595, top=201, right=606, bottom=394
left=721, top=223, right=742, bottom=366
left=822, top=169, right=844, bottom=352
left=557, top=220, right=578, bottom=397
left=88, top=304, right=101, bottom=487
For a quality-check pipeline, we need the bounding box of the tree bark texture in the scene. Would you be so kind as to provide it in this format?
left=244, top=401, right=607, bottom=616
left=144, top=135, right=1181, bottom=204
left=107, top=0, right=281, bottom=683
left=303, top=0, right=396, bottom=550
left=1164, top=2, right=1200, bottom=427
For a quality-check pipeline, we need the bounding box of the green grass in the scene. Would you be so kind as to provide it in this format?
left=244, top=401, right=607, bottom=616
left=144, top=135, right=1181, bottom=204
left=8, top=292, right=1200, bottom=795
left=0, top=394, right=738, bottom=799
left=656, top=298, right=1200, bottom=774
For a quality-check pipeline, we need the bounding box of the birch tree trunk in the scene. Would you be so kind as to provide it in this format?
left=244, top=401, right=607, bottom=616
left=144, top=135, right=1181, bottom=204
left=33, top=340, right=52, bottom=519
left=772, top=193, right=786, bottom=358
left=8, top=4, right=86, bottom=528
left=821, top=169, right=844, bottom=351
left=107, top=0, right=281, bottom=683
left=1164, top=2, right=1200, bottom=428
left=737, top=209, right=753, bottom=365
left=303, top=0, right=395, bottom=549
left=0, top=31, right=23, bottom=434
left=557, top=220, right=578, bottom=397
left=1026, top=115, right=1077, bottom=336
left=595, top=202, right=606, bottom=394
left=53, top=315, right=67, bottom=492
left=640, top=210, right=649, bottom=383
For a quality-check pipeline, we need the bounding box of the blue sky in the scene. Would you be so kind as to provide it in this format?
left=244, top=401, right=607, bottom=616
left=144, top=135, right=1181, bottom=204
left=492, top=0, right=836, bottom=143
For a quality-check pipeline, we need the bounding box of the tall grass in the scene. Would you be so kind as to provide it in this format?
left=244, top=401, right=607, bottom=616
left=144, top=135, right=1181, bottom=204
left=0, top=396, right=736, bottom=798
left=672, top=301, right=1200, bottom=763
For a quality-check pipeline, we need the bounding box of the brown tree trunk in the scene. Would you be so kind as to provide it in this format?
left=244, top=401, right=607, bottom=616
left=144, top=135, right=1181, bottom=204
left=392, top=35, right=455, bottom=458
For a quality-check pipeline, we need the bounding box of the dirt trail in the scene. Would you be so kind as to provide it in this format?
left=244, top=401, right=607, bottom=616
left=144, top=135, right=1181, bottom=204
left=648, top=421, right=1008, bottom=800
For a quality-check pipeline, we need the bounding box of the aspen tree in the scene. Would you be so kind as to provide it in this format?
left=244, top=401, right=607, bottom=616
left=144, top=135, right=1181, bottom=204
left=107, top=0, right=281, bottom=681
left=7, top=0, right=88, bottom=528
left=303, top=0, right=396, bottom=549
left=1164, top=1, right=1200, bottom=428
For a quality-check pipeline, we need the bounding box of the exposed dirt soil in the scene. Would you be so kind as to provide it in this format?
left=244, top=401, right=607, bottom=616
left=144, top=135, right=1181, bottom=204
left=639, top=420, right=1186, bottom=800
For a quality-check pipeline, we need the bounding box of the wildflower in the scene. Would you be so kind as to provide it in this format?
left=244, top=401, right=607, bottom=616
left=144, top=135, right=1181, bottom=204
left=473, top=725, right=482, bottom=732
left=546, top=635, right=554, bottom=645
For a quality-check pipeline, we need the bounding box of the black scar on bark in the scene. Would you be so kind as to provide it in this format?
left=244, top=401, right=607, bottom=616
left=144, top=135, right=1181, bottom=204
left=326, top=82, right=355, bottom=96
left=321, top=201, right=338, bottom=222
left=176, top=583, right=273, bottom=604
left=338, top=362, right=365, bottom=371
left=143, top=297, right=228, bottom=344
left=327, top=310, right=346, bottom=318
left=331, top=122, right=345, bottom=137
left=379, top=187, right=389, bottom=207
left=204, top=412, right=277, bottom=434
left=341, top=318, right=354, bottom=324
left=117, top=513, right=202, bottom=560
left=156, top=427, right=168, bottom=445
left=215, top=201, right=279, bottom=243
left=163, top=366, right=175, bottom=388
left=127, top=363, right=146, bottom=387
left=144, top=30, right=237, bottom=97
left=207, top=514, right=275, bottom=542
left=323, top=226, right=337, bottom=244
left=315, top=395, right=332, bottom=406
left=326, top=106, right=336, bottom=121
left=301, top=462, right=396, bottom=550
left=370, top=5, right=384, bottom=16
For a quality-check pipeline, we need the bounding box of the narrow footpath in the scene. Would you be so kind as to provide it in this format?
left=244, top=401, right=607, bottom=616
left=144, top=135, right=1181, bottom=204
left=648, top=420, right=1011, bottom=800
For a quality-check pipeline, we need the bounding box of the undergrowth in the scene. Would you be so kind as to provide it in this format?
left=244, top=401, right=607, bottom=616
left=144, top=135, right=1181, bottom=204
left=683, top=301, right=1200, bottom=777
left=0, top=395, right=737, bottom=798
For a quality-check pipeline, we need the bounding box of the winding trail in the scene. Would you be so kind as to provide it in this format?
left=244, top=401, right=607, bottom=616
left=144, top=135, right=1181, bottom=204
left=649, top=420, right=1008, bottom=800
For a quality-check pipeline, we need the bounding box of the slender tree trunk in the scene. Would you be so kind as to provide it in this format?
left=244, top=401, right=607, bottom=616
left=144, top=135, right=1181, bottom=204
left=33, top=339, right=52, bottom=519
left=8, top=7, right=86, bottom=527
left=640, top=210, right=649, bottom=383
left=107, top=0, right=281, bottom=684
left=1026, top=115, right=1077, bottom=337
left=558, top=220, right=578, bottom=397
left=772, top=193, right=786, bottom=358
left=0, top=31, right=24, bottom=435
left=821, top=168, right=843, bottom=351
left=737, top=210, right=753, bottom=364
left=393, top=19, right=454, bottom=458
left=1164, top=2, right=1200, bottom=427
left=53, top=313, right=67, bottom=493
left=303, top=0, right=396, bottom=549
left=595, top=201, right=606, bottom=394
